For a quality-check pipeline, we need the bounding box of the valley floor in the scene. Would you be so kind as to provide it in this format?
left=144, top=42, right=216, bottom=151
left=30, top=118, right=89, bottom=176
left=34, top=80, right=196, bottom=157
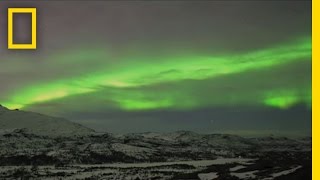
left=0, top=153, right=311, bottom=180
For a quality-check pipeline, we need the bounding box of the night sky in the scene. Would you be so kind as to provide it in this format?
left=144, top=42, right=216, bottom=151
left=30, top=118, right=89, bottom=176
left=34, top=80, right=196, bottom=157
left=0, top=1, right=311, bottom=136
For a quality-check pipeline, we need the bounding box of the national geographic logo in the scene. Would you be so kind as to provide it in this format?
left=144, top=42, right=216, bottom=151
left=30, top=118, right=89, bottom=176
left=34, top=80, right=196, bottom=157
left=7, top=8, right=37, bottom=50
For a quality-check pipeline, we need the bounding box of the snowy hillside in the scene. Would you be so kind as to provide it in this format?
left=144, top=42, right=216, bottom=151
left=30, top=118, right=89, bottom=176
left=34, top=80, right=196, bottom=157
left=0, top=105, right=94, bottom=136
left=0, top=129, right=311, bottom=179
left=0, top=105, right=311, bottom=179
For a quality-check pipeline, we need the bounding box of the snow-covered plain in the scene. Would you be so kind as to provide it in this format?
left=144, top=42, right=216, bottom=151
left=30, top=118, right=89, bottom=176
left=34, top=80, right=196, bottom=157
left=0, top=158, right=252, bottom=180
left=75, top=158, right=254, bottom=168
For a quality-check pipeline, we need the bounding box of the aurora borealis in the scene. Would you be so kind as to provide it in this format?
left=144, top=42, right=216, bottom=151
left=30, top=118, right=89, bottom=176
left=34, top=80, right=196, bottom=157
left=1, top=37, right=312, bottom=110
left=0, top=1, right=311, bottom=135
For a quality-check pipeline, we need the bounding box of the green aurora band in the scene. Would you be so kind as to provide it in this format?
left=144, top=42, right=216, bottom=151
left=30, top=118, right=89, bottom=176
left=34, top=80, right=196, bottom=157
left=2, top=37, right=311, bottom=110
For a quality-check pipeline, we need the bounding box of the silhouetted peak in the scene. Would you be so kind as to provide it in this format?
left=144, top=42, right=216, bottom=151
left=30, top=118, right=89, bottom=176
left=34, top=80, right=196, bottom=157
left=0, top=105, right=9, bottom=111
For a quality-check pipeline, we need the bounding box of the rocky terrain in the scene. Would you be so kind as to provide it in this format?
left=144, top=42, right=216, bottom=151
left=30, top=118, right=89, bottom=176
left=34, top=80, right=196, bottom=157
left=0, top=129, right=311, bottom=179
left=0, top=105, right=311, bottom=179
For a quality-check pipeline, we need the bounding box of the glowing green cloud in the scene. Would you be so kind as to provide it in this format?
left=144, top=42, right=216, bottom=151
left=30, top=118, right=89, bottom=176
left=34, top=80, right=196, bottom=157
left=2, top=37, right=311, bottom=110
left=263, top=88, right=311, bottom=109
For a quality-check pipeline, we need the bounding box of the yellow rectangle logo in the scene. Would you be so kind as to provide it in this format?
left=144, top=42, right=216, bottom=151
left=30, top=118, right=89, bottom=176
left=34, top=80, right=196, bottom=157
left=8, top=8, right=37, bottom=49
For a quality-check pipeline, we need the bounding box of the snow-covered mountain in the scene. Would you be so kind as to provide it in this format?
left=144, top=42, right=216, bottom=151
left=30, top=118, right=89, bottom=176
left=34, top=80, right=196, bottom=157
left=0, top=105, right=312, bottom=179
left=0, top=105, right=94, bottom=136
